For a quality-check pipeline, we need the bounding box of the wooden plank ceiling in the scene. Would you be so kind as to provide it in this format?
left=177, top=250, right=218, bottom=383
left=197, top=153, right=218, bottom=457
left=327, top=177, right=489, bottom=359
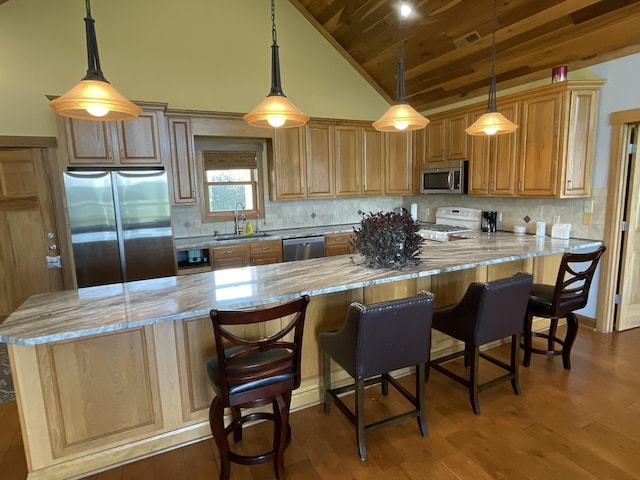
left=289, top=0, right=640, bottom=111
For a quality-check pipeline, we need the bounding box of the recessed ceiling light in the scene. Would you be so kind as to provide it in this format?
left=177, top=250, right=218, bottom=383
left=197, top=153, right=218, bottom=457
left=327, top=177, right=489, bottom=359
left=399, top=3, right=412, bottom=18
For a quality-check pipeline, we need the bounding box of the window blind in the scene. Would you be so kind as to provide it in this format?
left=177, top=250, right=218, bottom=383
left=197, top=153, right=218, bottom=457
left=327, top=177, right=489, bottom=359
left=202, top=151, right=258, bottom=170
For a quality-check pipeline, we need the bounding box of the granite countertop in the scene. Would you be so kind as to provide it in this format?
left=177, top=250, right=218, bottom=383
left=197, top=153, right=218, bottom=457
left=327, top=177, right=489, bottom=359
left=174, top=224, right=358, bottom=249
left=0, top=233, right=602, bottom=346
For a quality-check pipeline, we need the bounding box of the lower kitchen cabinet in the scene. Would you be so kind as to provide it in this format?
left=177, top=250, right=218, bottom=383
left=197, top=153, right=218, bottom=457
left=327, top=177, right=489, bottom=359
left=250, top=240, right=283, bottom=265
left=325, top=232, right=354, bottom=257
left=211, top=244, right=250, bottom=269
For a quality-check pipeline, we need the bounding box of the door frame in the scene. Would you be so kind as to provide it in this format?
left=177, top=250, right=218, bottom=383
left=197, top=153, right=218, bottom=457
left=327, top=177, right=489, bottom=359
left=597, top=109, right=640, bottom=332
left=0, top=135, right=73, bottom=289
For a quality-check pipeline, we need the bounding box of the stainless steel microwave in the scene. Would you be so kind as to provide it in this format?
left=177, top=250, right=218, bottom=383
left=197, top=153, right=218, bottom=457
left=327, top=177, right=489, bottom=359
left=420, top=160, right=468, bottom=194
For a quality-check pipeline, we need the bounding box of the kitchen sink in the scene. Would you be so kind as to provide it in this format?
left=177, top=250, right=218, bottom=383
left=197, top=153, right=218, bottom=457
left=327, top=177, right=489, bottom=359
left=213, top=232, right=271, bottom=241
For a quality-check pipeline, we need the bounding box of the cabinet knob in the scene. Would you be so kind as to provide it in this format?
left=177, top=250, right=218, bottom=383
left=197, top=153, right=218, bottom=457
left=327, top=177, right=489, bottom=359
left=567, top=180, right=572, bottom=190
left=518, top=181, right=523, bottom=191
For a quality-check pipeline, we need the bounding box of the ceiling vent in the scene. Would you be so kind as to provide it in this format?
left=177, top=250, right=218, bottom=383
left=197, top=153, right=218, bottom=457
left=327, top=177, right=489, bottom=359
left=453, top=31, right=482, bottom=48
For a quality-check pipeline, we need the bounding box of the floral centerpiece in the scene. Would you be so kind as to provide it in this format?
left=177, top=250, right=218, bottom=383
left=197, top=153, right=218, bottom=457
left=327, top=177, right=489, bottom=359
left=350, top=210, right=424, bottom=269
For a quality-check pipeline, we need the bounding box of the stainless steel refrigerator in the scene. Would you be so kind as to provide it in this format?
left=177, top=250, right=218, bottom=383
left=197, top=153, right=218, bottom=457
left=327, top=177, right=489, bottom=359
left=63, top=170, right=175, bottom=287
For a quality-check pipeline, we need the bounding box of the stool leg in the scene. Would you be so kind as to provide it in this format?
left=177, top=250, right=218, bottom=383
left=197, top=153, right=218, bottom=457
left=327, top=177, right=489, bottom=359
left=511, top=333, right=521, bottom=396
left=416, top=363, right=428, bottom=437
left=273, top=393, right=291, bottom=480
left=231, top=407, right=242, bottom=443
left=355, top=379, right=366, bottom=460
left=470, top=346, right=480, bottom=415
left=523, top=311, right=533, bottom=367
left=548, top=318, right=558, bottom=352
left=381, top=373, right=389, bottom=396
left=323, top=351, right=332, bottom=413
left=562, top=313, right=579, bottom=370
left=209, top=397, right=231, bottom=480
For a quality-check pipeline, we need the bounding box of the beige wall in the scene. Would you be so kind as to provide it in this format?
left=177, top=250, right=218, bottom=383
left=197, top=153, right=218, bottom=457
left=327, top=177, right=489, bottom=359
left=0, top=0, right=389, bottom=136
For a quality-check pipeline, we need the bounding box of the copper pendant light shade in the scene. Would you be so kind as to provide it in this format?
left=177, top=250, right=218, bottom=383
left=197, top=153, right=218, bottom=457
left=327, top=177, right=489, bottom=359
left=466, top=0, right=517, bottom=136
left=49, top=0, right=141, bottom=121
left=244, top=0, right=309, bottom=129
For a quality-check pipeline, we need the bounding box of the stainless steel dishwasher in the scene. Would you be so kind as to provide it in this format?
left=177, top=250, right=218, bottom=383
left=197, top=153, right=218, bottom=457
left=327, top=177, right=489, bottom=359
left=282, top=236, right=325, bottom=262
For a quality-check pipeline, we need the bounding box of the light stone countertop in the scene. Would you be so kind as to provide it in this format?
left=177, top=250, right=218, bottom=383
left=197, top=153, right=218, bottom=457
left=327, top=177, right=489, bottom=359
left=174, top=224, right=358, bottom=249
left=0, top=233, right=602, bottom=346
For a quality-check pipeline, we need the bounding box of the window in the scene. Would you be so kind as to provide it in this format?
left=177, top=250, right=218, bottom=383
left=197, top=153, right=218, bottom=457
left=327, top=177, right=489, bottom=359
left=202, top=150, right=263, bottom=221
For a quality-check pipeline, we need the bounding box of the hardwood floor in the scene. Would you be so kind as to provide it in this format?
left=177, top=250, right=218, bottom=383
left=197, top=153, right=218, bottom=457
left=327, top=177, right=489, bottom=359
left=3, top=325, right=640, bottom=479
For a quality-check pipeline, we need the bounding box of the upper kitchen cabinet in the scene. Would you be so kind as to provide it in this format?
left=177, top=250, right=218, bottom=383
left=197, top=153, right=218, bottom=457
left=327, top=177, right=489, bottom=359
left=167, top=116, right=197, bottom=204
left=419, top=112, right=469, bottom=165
left=385, top=131, right=413, bottom=195
left=468, top=102, right=519, bottom=196
left=517, top=80, right=603, bottom=198
left=334, top=124, right=384, bottom=197
left=58, top=103, right=166, bottom=167
left=269, top=121, right=334, bottom=200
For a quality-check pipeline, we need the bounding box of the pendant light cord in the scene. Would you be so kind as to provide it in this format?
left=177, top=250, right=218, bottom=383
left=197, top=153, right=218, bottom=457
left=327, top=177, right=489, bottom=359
left=395, top=18, right=407, bottom=104
left=268, top=0, right=285, bottom=97
left=487, top=0, right=498, bottom=112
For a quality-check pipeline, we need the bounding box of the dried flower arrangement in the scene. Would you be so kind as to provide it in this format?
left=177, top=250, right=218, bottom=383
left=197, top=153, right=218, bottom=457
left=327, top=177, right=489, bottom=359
left=350, top=211, right=424, bottom=269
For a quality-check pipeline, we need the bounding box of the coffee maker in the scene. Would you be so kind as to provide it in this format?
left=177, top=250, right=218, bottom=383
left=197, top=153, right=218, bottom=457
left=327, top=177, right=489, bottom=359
left=482, top=211, right=498, bottom=233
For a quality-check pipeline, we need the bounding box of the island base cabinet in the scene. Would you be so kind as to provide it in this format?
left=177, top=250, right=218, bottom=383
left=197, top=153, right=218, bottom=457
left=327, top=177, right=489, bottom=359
left=7, top=255, right=560, bottom=479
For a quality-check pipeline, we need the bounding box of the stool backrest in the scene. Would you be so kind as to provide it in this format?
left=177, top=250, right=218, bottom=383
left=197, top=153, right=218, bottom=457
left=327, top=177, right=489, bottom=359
left=210, top=295, right=310, bottom=398
left=467, top=273, right=533, bottom=345
left=551, top=245, right=606, bottom=317
left=349, top=292, right=434, bottom=379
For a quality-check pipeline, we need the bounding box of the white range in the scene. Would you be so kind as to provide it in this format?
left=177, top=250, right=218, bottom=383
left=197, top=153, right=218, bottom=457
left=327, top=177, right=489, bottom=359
left=418, top=207, right=483, bottom=242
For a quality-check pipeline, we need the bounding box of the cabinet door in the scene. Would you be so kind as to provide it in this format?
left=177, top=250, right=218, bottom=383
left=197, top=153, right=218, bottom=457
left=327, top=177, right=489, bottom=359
left=468, top=110, right=491, bottom=195
left=518, top=93, right=561, bottom=197
left=334, top=125, right=361, bottom=197
left=306, top=122, right=334, bottom=197
left=490, top=102, right=519, bottom=196
left=116, top=111, right=162, bottom=165
left=324, top=233, right=354, bottom=257
left=249, top=240, right=282, bottom=265
left=271, top=128, right=306, bottom=199
left=64, top=118, right=115, bottom=165
left=446, top=113, right=469, bottom=160
left=385, top=132, right=413, bottom=195
left=168, top=117, right=197, bottom=204
left=562, top=89, right=598, bottom=197
left=362, top=127, right=384, bottom=196
left=211, top=244, right=249, bottom=270
left=426, top=118, right=446, bottom=163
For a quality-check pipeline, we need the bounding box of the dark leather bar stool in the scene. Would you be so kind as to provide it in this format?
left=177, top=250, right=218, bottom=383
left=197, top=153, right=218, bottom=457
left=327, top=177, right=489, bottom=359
left=429, top=273, right=533, bottom=415
left=319, top=292, right=434, bottom=460
left=523, top=246, right=605, bottom=370
left=207, top=295, right=310, bottom=480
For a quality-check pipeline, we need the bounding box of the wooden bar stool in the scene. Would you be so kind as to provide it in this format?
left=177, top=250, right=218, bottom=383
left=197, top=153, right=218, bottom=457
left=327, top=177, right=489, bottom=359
left=207, top=295, right=310, bottom=480
left=523, top=246, right=605, bottom=369
left=429, top=273, right=533, bottom=414
left=319, top=292, right=434, bottom=460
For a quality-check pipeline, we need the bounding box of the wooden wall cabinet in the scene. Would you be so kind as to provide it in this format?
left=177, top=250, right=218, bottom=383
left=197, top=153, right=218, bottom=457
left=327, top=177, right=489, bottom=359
left=418, top=112, right=469, bottom=166
left=305, top=122, right=335, bottom=198
left=60, top=106, right=165, bottom=167
left=385, top=131, right=413, bottom=195
left=334, top=124, right=385, bottom=197
left=468, top=103, right=519, bottom=196
left=167, top=117, right=197, bottom=204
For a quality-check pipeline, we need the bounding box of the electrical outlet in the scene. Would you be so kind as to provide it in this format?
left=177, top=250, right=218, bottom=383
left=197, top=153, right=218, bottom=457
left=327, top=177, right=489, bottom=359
left=194, top=219, right=201, bottom=228
left=552, top=215, right=560, bottom=224
left=583, top=213, right=592, bottom=225
left=584, top=200, right=594, bottom=213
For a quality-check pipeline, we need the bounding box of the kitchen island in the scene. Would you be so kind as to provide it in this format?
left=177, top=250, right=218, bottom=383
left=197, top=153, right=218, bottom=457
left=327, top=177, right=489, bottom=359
left=0, top=233, right=602, bottom=479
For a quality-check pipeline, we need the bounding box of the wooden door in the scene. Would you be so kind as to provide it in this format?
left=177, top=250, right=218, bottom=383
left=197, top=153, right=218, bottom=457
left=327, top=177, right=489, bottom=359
left=306, top=122, right=334, bottom=197
left=0, top=149, right=64, bottom=321
left=518, top=93, right=561, bottom=196
left=334, top=125, right=360, bottom=197
left=385, top=131, right=413, bottom=195
left=617, top=134, right=640, bottom=330
left=362, top=127, right=384, bottom=196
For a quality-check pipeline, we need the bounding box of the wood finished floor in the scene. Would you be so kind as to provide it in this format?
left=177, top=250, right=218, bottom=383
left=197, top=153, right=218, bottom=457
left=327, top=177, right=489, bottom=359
left=2, top=325, right=640, bottom=479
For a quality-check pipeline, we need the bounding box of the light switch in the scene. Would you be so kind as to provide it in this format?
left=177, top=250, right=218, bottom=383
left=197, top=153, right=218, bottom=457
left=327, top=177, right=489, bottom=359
left=584, top=200, right=594, bottom=213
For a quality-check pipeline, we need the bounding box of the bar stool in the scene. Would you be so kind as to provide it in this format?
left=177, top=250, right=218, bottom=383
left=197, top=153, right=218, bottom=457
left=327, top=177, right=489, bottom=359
left=429, top=273, right=533, bottom=414
left=319, top=292, right=434, bottom=460
left=523, top=246, right=605, bottom=369
left=207, top=295, right=310, bottom=480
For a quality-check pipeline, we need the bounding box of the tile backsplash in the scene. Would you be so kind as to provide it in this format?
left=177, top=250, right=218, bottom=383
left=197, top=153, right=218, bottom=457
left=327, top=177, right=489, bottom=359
left=172, top=189, right=606, bottom=241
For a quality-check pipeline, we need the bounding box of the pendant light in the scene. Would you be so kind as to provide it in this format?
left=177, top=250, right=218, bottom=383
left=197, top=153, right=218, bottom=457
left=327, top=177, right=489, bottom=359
left=49, top=0, right=141, bottom=121
left=465, top=0, right=518, bottom=136
left=373, top=7, right=429, bottom=133
left=244, top=0, right=309, bottom=129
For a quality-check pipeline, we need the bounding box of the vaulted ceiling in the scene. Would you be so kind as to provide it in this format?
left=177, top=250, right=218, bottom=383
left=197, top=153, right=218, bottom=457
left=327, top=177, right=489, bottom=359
left=289, top=0, right=640, bottom=112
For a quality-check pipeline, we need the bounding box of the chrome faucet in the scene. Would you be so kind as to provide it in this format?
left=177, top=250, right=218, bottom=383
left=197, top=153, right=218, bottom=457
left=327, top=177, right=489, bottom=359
left=233, top=202, right=245, bottom=235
